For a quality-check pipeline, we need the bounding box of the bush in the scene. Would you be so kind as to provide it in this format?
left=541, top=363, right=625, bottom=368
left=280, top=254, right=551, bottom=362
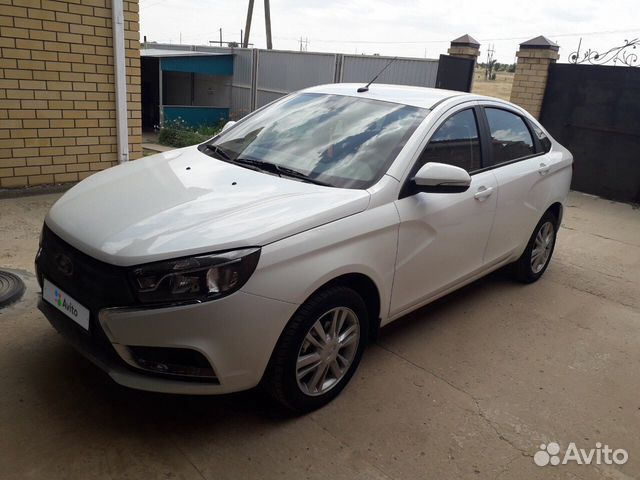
left=158, top=118, right=225, bottom=148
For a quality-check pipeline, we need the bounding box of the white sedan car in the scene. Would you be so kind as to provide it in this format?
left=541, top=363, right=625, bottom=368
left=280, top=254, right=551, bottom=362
left=36, top=84, right=572, bottom=411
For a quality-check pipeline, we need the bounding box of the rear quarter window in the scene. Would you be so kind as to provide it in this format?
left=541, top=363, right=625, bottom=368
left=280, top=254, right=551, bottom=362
left=531, top=122, right=552, bottom=153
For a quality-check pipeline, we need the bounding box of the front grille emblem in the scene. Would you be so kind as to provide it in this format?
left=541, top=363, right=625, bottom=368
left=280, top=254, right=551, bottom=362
left=55, top=253, right=74, bottom=277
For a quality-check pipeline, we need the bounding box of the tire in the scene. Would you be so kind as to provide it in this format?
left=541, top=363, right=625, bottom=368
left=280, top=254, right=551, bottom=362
left=511, top=211, right=558, bottom=283
left=263, top=286, right=369, bottom=413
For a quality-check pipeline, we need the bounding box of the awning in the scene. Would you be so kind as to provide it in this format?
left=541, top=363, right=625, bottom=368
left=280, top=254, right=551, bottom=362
left=141, top=48, right=234, bottom=76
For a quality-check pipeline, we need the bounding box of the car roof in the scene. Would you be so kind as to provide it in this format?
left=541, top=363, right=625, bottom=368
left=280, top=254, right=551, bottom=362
left=302, top=83, right=477, bottom=109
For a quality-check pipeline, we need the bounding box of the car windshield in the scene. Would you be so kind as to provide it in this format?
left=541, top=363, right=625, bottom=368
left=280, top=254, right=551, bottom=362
left=201, top=93, right=428, bottom=189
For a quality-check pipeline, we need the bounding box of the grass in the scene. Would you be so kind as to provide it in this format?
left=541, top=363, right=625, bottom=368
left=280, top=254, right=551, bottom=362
left=158, top=119, right=225, bottom=148
left=471, top=68, right=515, bottom=101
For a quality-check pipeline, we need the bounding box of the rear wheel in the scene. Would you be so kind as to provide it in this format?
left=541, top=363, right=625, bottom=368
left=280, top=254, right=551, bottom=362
left=511, top=211, right=558, bottom=283
left=263, top=286, right=368, bottom=412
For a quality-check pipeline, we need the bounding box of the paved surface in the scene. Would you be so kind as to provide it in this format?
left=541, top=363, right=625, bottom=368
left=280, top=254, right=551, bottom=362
left=142, top=142, right=175, bottom=154
left=0, top=191, right=639, bottom=480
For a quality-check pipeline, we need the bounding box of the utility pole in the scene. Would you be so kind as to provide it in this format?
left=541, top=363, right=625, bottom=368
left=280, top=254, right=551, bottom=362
left=485, top=43, right=495, bottom=80
left=243, top=0, right=254, bottom=48
left=209, top=29, right=224, bottom=47
left=264, top=0, right=272, bottom=49
left=243, top=0, right=272, bottom=49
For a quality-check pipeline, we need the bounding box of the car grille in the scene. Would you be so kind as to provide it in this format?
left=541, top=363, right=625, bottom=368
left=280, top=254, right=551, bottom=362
left=36, top=224, right=136, bottom=313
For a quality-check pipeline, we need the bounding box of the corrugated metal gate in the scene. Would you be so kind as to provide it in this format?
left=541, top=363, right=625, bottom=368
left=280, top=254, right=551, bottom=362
left=540, top=64, right=640, bottom=203
left=435, top=54, right=475, bottom=92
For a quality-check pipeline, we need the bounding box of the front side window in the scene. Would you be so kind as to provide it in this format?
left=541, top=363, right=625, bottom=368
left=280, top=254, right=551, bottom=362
left=203, top=93, right=428, bottom=189
left=418, top=109, right=481, bottom=172
left=485, top=108, right=535, bottom=165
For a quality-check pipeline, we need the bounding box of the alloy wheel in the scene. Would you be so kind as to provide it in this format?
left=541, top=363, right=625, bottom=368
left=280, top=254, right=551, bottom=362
left=296, top=307, right=360, bottom=396
left=531, top=221, right=555, bottom=274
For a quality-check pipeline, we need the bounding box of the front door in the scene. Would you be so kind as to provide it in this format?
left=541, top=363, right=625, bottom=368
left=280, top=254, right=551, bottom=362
left=390, top=107, right=498, bottom=317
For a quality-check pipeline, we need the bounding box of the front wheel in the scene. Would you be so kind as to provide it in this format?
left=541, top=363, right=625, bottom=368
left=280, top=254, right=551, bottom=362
left=511, top=211, right=558, bottom=283
left=263, top=286, right=369, bottom=412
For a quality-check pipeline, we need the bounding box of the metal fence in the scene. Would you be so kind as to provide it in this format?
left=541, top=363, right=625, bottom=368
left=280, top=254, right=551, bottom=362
left=340, top=55, right=438, bottom=86
left=145, top=44, right=442, bottom=119
left=255, top=50, right=338, bottom=108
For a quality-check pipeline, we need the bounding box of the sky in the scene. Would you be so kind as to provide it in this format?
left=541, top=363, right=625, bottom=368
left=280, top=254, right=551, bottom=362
left=139, top=0, right=640, bottom=64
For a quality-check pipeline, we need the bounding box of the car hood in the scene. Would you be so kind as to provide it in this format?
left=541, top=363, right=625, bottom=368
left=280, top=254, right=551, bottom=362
left=46, top=146, right=370, bottom=266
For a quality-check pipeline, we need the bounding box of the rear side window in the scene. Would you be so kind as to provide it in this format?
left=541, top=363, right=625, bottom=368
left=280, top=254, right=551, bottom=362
left=531, top=122, right=552, bottom=153
left=485, top=108, right=535, bottom=166
left=418, top=109, right=481, bottom=172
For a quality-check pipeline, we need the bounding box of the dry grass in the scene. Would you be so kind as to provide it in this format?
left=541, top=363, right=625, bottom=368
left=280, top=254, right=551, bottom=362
left=471, top=68, right=514, bottom=101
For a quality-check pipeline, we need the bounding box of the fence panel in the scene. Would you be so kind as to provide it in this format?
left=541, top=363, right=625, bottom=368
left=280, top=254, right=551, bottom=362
left=340, top=55, right=439, bottom=87
left=255, top=50, right=337, bottom=108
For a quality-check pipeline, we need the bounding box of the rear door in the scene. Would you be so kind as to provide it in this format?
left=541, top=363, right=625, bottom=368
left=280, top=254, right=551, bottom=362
left=479, top=104, right=556, bottom=263
left=390, top=105, right=498, bottom=317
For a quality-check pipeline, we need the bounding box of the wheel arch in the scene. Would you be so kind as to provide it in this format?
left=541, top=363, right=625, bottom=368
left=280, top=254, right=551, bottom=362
left=546, top=202, right=563, bottom=226
left=260, top=271, right=383, bottom=392
left=314, top=273, right=382, bottom=342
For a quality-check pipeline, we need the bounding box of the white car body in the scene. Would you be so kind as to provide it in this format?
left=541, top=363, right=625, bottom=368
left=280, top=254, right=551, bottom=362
left=37, top=84, right=573, bottom=396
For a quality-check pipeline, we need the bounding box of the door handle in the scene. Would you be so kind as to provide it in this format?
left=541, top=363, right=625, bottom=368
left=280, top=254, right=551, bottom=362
left=538, top=163, right=551, bottom=175
left=474, top=186, right=494, bottom=200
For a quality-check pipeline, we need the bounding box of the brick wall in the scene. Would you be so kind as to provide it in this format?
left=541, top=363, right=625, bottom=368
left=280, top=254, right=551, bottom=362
left=0, top=0, right=141, bottom=188
left=509, top=48, right=559, bottom=119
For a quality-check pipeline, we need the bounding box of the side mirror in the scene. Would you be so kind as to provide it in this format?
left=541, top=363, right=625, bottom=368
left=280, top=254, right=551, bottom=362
left=412, top=162, right=471, bottom=193
left=221, top=120, right=236, bottom=132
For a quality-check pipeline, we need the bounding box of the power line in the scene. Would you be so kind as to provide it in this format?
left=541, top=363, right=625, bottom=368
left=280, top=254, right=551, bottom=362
left=264, top=27, right=640, bottom=45
left=143, top=27, right=640, bottom=49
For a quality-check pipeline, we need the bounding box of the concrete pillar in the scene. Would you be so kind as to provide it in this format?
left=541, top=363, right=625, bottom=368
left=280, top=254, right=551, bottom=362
left=509, top=35, right=560, bottom=119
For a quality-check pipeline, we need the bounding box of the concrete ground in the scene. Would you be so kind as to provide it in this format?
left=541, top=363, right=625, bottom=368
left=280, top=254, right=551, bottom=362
left=0, top=191, right=639, bottom=480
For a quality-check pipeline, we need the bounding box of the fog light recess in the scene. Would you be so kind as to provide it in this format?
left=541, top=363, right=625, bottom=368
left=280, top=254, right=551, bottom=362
left=127, top=346, right=218, bottom=381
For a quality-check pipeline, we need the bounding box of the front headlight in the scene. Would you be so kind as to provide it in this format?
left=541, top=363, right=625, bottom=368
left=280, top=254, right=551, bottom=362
left=130, top=248, right=260, bottom=304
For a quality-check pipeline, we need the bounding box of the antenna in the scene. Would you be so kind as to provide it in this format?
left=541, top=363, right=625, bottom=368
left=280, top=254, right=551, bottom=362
left=357, top=56, right=398, bottom=93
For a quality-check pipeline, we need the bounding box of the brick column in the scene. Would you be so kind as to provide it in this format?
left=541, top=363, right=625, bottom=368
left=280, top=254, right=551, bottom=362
left=509, top=35, right=559, bottom=118
left=447, top=34, right=481, bottom=61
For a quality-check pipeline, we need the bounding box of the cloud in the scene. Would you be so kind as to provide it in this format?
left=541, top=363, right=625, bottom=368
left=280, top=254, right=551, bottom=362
left=139, top=0, right=640, bottom=63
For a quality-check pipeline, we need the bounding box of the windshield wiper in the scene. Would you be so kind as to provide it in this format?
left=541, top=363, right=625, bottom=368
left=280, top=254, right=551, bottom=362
left=203, top=143, right=231, bottom=161
left=233, top=158, right=333, bottom=187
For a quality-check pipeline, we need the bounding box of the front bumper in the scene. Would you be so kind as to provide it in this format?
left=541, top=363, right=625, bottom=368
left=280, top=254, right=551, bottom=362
left=39, top=290, right=298, bottom=394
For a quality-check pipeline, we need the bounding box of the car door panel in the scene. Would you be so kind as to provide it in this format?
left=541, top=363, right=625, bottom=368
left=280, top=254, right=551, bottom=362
left=390, top=169, right=498, bottom=317
left=483, top=155, right=552, bottom=263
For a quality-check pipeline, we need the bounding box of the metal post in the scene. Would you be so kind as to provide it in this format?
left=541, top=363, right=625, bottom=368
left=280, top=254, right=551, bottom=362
left=243, top=0, right=254, bottom=48
left=111, top=0, right=129, bottom=162
left=251, top=49, right=258, bottom=111
left=158, top=58, right=164, bottom=126
left=264, top=0, right=272, bottom=49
